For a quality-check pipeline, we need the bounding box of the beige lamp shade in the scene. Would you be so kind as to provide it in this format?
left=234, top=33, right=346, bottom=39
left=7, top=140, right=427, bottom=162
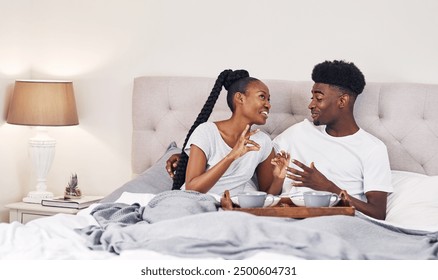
left=7, top=80, right=79, bottom=126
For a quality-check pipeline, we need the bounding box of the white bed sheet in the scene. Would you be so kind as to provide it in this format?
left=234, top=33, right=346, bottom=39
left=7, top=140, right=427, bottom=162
left=0, top=204, right=177, bottom=260
left=0, top=207, right=112, bottom=259
left=0, top=197, right=303, bottom=260
left=2, top=189, right=437, bottom=260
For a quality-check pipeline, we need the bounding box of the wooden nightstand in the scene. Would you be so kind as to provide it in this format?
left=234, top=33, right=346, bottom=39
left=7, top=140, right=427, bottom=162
left=5, top=202, right=80, bottom=224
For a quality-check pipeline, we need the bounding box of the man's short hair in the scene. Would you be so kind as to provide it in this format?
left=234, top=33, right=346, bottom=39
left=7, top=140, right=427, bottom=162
left=311, top=60, right=366, bottom=95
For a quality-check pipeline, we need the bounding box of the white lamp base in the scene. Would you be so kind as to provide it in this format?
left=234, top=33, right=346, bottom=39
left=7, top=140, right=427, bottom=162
left=23, top=190, right=54, bottom=203
left=23, top=127, right=56, bottom=204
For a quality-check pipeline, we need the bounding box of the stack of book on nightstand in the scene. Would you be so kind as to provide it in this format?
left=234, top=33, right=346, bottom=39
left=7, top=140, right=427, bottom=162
left=41, top=196, right=104, bottom=209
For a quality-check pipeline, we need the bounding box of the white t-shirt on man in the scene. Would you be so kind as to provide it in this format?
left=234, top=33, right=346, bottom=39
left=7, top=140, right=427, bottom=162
left=183, top=122, right=273, bottom=196
left=272, top=119, right=393, bottom=201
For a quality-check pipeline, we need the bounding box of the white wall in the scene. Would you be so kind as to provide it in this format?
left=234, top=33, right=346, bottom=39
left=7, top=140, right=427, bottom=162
left=1, top=0, right=437, bottom=222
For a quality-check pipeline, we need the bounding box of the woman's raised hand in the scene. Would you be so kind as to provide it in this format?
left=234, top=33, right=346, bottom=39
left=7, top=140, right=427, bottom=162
left=228, top=124, right=261, bottom=160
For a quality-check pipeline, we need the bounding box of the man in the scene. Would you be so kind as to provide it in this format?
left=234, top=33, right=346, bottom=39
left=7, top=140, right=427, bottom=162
left=273, top=60, right=392, bottom=220
left=167, top=60, right=393, bottom=220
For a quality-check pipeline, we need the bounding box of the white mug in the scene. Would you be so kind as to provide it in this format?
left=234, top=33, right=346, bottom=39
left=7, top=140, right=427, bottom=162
left=238, top=191, right=267, bottom=208
left=303, top=191, right=339, bottom=207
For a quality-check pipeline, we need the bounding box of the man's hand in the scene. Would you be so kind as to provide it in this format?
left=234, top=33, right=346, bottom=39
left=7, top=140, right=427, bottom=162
left=286, top=159, right=331, bottom=191
left=287, top=159, right=388, bottom=220
left=166, top=153, right=181, bottom=178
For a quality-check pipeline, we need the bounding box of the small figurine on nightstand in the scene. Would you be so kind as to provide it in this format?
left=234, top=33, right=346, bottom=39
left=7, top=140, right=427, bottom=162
left=64, top=173, right=82, bottom=199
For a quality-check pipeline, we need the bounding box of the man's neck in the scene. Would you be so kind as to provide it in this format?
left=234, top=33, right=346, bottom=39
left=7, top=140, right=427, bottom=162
left=325, top=120, right=359, bottom=137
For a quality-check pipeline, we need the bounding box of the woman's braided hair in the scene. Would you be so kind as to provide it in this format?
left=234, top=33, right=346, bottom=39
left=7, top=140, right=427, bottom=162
left=172, top=69, right=254, bottom=190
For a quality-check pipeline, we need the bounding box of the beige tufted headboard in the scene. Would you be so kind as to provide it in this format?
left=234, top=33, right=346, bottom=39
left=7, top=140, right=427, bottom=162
left=132, top=76, right=438, bottom=177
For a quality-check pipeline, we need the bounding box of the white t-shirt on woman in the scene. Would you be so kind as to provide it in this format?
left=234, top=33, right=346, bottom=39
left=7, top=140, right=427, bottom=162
left=182, top=122, right=272, bottom=196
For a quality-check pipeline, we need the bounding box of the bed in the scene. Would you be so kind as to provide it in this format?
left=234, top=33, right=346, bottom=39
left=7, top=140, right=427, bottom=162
left=1, top=76, right=438, bottom=260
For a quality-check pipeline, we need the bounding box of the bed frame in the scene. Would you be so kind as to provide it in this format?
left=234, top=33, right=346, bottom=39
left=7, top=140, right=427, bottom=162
left=132, top=76, right=438, bottom=177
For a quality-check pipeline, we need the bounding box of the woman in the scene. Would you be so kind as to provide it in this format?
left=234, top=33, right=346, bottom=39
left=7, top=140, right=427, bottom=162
left=172, top=69, right=289, bottom=196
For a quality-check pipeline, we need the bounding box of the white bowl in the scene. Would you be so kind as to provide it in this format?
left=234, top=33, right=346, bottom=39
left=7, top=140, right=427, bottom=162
left=290, top=195, right=306, bottom=207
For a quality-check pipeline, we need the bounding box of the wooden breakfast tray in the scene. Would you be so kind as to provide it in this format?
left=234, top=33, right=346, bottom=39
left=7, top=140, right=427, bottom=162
left=220, top=190, right=355, bottom=218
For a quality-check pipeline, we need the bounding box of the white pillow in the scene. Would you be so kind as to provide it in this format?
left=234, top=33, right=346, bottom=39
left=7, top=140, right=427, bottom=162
left=386, top=170, right=438, bottom=231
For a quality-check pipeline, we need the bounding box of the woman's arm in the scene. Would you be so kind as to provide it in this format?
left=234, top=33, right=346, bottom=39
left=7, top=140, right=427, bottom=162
left=185, top=125, right=261, bottom=193
left=184, top=144, right=236, bottom=193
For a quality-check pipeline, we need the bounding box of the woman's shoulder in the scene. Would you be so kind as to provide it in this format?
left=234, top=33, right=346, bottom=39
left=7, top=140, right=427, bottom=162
left=197, top=121, right=215, bottom=128
left=186, top=122, right=219, bottom=153
left=194, top=121, right=217, bottom=132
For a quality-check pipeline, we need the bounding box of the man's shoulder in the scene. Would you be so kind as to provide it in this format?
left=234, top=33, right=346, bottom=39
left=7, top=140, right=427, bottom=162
left=284, top=119, right=310, bottom=131
left=282, top=118, right=321, bottom=135
left=358, top=128, right=388, bottom=149
left=272, top=119, right=314, bottom=145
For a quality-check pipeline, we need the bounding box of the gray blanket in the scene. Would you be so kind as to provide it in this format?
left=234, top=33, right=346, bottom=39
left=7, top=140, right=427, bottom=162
left=77, top=190, right=438, bottom=260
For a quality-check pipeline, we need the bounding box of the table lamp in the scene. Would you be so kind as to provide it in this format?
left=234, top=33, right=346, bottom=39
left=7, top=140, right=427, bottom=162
left=7, top=80, right=79, bottom=203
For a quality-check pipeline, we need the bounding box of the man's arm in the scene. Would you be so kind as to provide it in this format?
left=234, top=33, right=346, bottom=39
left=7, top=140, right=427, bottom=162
left=165, top=153, right=181, bottom=179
